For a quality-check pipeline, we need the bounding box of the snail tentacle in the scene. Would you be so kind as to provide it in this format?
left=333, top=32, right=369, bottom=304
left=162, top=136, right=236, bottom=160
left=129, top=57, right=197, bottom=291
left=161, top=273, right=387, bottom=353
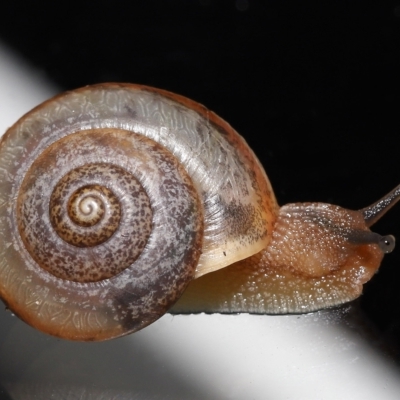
left=361, top=184, right=400, bottom=227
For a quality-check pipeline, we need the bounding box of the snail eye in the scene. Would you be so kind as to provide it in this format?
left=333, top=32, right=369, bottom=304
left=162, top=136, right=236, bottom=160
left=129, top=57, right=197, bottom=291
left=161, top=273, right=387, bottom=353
left=379, top=235, right=395, bottom=254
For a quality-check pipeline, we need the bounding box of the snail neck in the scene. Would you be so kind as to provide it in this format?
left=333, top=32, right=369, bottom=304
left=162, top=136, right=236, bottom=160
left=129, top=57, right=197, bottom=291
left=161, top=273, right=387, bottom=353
left=265, top=200, right=393, bottom=279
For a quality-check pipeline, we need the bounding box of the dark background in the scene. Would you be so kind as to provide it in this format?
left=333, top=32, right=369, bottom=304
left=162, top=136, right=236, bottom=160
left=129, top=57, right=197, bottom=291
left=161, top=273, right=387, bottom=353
left=1, top=0, right=400, bottom=353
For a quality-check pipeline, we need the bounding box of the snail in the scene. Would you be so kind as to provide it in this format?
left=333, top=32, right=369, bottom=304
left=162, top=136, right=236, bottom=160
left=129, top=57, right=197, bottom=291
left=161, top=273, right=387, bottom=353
left=0, top=83, right=398, bottom=341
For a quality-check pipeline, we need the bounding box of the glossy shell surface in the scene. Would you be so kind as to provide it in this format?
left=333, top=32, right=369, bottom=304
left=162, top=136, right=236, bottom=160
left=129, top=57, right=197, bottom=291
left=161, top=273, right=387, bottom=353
left=0, top=84, right=277, bottom=340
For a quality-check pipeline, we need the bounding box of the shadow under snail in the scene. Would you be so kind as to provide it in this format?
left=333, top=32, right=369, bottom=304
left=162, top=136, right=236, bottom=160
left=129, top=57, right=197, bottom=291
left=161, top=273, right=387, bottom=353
left=0, top=83, right=398, bottom=341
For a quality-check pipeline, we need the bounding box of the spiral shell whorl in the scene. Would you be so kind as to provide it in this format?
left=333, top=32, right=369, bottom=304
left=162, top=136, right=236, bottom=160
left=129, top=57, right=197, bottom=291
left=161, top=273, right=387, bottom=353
left=1, top=126, right=203, bottom=339
left=18, top=148, right=155, bottom=282
left=50, top=168, right=127, bottom=248
left=66, top=184, right=113, bottom=229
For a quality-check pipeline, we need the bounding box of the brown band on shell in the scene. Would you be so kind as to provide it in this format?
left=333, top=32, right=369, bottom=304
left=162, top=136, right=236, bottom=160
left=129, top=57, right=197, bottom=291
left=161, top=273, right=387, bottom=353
left=52, top=181, right=122, bottom=247
left=48, top=165, right=148, bottom=249
left=17, top=148, right=154, bottom=282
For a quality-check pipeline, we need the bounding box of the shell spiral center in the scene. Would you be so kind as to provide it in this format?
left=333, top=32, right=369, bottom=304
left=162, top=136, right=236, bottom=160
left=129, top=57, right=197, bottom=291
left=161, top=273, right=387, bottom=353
left=16, top=134, right=154, bottom=283
left=49, top=165, right=132, bottom=248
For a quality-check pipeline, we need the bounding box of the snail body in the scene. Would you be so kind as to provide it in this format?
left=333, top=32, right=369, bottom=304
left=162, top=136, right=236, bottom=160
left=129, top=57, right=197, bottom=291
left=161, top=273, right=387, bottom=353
left=0, top=83, right=397, bottom=341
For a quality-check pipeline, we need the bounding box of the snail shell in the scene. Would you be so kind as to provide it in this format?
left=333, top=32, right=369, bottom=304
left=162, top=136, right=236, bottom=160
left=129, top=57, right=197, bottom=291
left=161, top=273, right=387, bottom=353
left=0, top=83, right=397, bottom=341
left=0, top=83, right=276, bottom=340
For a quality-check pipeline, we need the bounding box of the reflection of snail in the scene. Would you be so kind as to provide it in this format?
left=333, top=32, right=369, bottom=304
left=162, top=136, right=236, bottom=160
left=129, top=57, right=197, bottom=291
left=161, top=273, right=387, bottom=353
left=0, top=83, right=398, bottom=341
